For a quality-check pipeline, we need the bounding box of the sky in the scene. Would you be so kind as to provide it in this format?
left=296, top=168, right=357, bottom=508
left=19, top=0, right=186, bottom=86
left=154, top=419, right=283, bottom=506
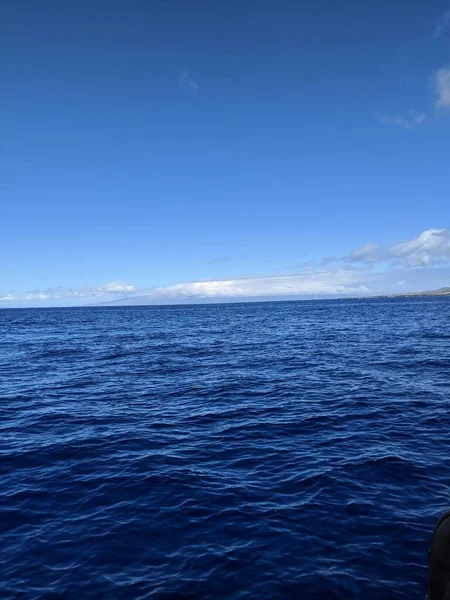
left=1, top=0, right=450, bottom=307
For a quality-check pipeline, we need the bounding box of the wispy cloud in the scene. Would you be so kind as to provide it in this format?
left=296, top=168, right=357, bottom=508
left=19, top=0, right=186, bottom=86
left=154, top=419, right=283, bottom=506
left=3, top=231, right=450, bottom=307
left=345, top=242, right=383, bottom=263
left=0, top=292, right=54, bottom=302
left=0, top=294, right=18, bottom=302
left=0, top=282, right=136, bottom=304
left=434, top=67, right=450, bottom=109
left=379, top=12, right=450, bottom=126
left=377, top=112, right=426, bottom=129
left=126, top=232, right=450, bottom=301
left=94, top=282, right=136, bottom=294
left=344, top=229, right=450, bottom=268
left=179, top=70, right=198, bottom=94
left=433, top=10, right=450, bottom=39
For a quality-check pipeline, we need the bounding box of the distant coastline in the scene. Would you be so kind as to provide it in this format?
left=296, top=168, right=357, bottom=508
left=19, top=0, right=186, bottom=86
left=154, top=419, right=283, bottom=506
left=376, top=286, right=450, bottom=299
left=96, top=287, right=450, bottom=307
left=2, top=288, right=450, bottom=309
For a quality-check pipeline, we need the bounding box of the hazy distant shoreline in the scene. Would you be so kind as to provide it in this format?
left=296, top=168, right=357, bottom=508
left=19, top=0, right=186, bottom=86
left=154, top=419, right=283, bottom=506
left=96, top=287, right=450, bottom=307
left=376, top=286, right=450, bottom=299
left=2, top=288, right=449, bottom=309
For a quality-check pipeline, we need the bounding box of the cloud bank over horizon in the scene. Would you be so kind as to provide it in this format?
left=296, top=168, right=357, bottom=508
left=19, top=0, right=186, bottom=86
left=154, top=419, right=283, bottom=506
left=2, top=229, right=450, bottom=307
left=0, top=282, right=136, bottom=305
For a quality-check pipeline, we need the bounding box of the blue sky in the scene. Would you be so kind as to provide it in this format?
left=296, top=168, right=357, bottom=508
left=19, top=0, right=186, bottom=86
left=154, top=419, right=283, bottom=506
left=1, top=0, right=450, bottom=306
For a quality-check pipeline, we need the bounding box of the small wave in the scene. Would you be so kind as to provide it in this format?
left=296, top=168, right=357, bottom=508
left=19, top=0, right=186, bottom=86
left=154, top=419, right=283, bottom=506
left=2, top=299, right=449, bottom=599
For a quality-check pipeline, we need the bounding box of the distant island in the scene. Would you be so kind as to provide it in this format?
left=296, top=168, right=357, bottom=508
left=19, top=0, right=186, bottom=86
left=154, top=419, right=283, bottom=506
left=384, top=286, right=450, bottom=298
left=97, top=287, right=450, bottom=306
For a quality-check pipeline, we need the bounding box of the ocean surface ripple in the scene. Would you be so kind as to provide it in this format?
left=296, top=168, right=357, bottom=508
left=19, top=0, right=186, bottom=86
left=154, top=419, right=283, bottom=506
left=1, top=298, right=450, bottom=599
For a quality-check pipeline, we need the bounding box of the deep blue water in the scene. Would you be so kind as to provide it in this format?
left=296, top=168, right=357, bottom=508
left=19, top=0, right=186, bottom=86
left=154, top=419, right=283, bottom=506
left=1, top=298, right=450, bottom=599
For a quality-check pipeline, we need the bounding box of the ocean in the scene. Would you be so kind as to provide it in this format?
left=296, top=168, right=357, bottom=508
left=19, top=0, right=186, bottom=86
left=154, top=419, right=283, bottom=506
left=1, top=298, right=450, bottom=599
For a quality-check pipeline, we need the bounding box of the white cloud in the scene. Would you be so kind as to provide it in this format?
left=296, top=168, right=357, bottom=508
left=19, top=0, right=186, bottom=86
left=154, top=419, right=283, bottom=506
left=433, top=10, right=450, bottom=38
left=150, top=269, right=372, bottom=299
left=338, top=229, right=450, bottom=269
left=93, top=282, right=136, bottom=294
left=179, top=70, right=198, bottom=94
left=3, top=231, right=450, bottom=307
left=0, top=282, right=136, bottom=304
left=98, top=263, right=450, bottom=304
left=24, top=293, right=52, bottom=300
left=434, top=67, right=450, bottom=109
left=377, top=112, right=426, bottom=129
left=346, top=242, right=383, bottom=263
left=1, top=272, right=373, bottom=306
left=389, top=228, right=450, bottom=267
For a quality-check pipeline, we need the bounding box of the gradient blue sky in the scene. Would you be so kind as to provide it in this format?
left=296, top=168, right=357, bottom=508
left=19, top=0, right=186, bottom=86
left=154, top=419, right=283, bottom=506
left=2, top=0, right=450, bottom=306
